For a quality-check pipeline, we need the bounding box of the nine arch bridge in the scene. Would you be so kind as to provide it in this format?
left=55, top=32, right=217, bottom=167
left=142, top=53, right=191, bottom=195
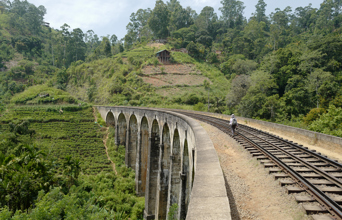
left=96, top=106, right=231, bottom=220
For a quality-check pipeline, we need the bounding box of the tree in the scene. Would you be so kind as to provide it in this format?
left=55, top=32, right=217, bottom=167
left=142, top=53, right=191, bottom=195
left=62, top=155, right=81, bottom=189
left=101, top=37, right=111, bottom=57
left=306, top=68, right=334, bottom=108
left=219, top=0, right=245, bottom=28
left=315, top=0, right=335, bottom=32
left=298, top=49, right=325, bottom=75
left=254, top=0, right=268, bottom=23
left=110, top=34, right=118, bottom=46
left=56, top=68, right=68, bottom=90
left=148, top=0, right=170, bottom=39
left=195, top=6, right=218, bottom=37
left=24, top=4, right=46, bottom=35
left=232, top=59, right=258, bottom=75
left=279, top=75, right=313, bottom=117
left=238, top=70, right=277, bottom=117
left=226, top=74, right=250, bottom=108
left=168, top=0, right=193, bottom=34
left=309, top=104, right=342, bottom=137
left=292, top=4, right=317, bottom=33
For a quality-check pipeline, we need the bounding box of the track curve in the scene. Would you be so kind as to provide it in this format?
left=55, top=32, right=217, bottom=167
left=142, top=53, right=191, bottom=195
left=174, top=111, right=342, bottom=220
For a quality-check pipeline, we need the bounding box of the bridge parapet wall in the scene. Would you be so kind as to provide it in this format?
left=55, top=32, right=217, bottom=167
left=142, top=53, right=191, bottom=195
left=96, top=106, right=231, bottom=220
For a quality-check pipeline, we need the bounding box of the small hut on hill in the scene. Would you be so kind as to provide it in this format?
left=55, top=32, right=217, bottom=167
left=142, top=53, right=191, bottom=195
left=156, top=49, right=171, bottom=64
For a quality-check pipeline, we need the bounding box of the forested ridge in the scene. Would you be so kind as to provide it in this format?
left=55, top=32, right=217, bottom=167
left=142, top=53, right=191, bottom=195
left=0, top=0, right=342, bottom=217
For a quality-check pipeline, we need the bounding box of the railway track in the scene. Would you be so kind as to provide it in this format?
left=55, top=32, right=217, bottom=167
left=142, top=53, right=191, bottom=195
left=175, top=111, right=342, bottom=220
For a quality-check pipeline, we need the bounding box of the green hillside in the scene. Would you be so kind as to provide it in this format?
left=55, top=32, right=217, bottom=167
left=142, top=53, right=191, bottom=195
left=0, top=102, right=144, bottom=218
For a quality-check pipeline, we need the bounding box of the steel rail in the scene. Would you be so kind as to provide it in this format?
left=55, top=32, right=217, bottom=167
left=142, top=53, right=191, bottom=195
left=237, top=128, right=342, bottom=189
left=176, top=111, right=342, bottom=169
left=237, top=132, right=342, bottom=219
left=172, top=111, right=342, bottom=219
left=239, top=124, right=342, bottom=169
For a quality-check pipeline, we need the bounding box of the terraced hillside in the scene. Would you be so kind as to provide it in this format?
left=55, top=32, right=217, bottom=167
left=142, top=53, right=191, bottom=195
left=0, top=105, right=111, bottom=174
left=66, top=44, right=229, bottom=111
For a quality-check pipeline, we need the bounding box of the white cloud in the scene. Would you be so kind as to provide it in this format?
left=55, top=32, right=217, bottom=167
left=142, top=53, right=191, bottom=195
left=30, top=0, right=128, bottom=35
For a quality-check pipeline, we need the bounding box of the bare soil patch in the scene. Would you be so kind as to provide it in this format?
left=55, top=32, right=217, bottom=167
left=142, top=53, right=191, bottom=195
left=142, top=64, right=201, bottom=75
left=103, top=128, right=118, bottom=175
left=201, top=122, right=308, bottom=220
left=140, top=73, right=209, bottom=87
left=156, top=87, right=182, bottom=96
left=146, top=42, right=164, bottom=48
left=3, top=53, right=23, bottom=70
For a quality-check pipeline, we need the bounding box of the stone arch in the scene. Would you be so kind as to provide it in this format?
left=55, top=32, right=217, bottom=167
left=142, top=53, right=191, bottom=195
left=156, top=123, right=171, bottom=219
left=138, top=116, right=149, bottom=195
left=117, top=113, right=127, bottom=146
left=180, top=139, right=190, bottom=219
left=105, top=111, right=115, bottom=126
left=145, top=119, right=160, bottom=219
left=168, top=128, right=181, bottom=216
left=127, top=114, right=138, bottom=170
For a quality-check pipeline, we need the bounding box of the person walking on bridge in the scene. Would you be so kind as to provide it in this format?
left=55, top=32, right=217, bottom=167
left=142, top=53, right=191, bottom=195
left=229, top=114, right=238, bottom=136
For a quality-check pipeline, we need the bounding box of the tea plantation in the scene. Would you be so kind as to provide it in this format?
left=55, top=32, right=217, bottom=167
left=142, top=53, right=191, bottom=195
left=0, top=105, right=111, bottom=174
left=0, top=105, right=144, bottom=219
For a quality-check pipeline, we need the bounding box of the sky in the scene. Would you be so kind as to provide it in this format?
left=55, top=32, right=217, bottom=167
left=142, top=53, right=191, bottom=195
left=28, top=0, right=323, bottom=40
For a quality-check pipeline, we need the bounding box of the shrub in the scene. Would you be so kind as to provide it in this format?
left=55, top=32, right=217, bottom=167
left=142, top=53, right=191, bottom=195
left=303, top=108, right=326, bottom=125
left=153, top=58, right=159, bottom=67
left=206, top=53, right=219, bottom=64
left=309, top=105, right=342, bottom=137
left=183, top=93, right=199, bottom=105
left=194, top=102, right=206, bottom=111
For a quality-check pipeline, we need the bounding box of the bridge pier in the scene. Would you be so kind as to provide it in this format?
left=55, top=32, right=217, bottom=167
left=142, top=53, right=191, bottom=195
left=144, top=120, right=160, bottom=218
left=155, top=124, right=171, bottom=219
left=126, top=115, right=138, bottom=169
left=138, top=117, right=149, bottom=196
left=97, top=106, right=230, bottom=220
left=167, top=129, right=181, bottom=218
left=135, top=130, right=141, bottom=194
left=115, top=124, right=119, bottom=145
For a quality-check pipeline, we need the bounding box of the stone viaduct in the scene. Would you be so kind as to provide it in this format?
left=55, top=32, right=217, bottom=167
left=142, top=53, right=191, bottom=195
left=96, top=106, right=231, bottom=220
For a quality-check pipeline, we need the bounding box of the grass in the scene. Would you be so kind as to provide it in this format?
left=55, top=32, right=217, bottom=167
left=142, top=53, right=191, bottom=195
left=171, top=51, right=196, bottom=63
left=11, top=84, right=77, bottom=105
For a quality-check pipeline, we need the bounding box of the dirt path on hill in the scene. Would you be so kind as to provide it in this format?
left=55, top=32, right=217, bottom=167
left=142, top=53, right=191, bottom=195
left=200, top=122, right=308, bottom=220
left=92, top=107, right=118, bottom=175
left=103, top=128, right=118, bottom=175
left=92, top=107, right=98, bottom=122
